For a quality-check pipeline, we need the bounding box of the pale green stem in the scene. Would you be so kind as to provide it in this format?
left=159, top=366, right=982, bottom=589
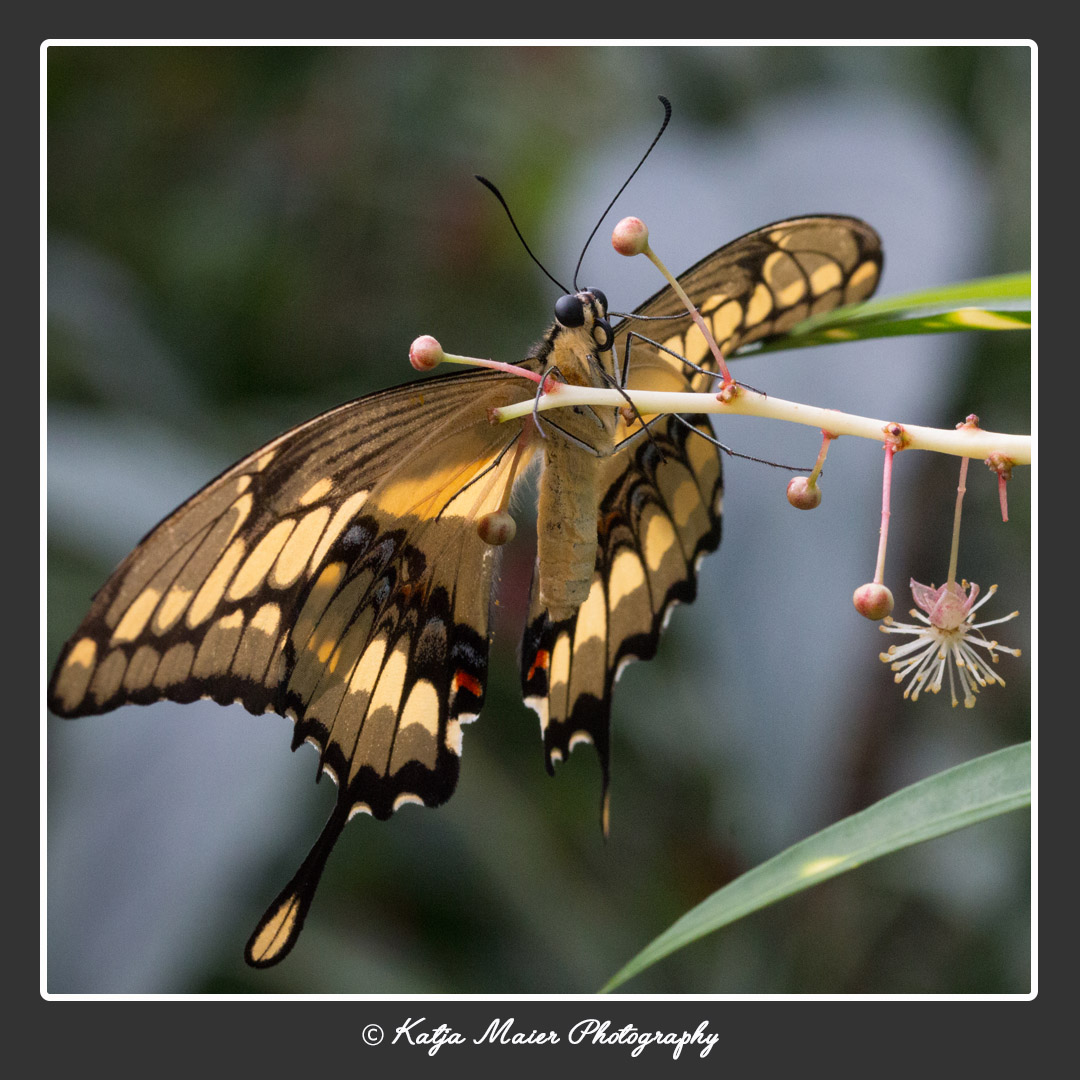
left=807, top=432, right=835, bottom=487
left=491, top=385, right=1032, bottom=464
left=947, top=457, right=970, bottom=586
left=642, top=244, right=733, bottom=385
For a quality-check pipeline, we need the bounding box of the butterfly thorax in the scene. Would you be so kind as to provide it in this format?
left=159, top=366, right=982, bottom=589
left=532, top=293, right=619, bottom=622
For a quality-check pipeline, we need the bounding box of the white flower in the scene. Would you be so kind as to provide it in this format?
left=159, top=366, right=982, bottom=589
left=879, top=579, right=1021, bottom=708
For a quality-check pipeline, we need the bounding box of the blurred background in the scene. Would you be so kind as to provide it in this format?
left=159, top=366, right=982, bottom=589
left=46, top=44, right=1032, bottom=994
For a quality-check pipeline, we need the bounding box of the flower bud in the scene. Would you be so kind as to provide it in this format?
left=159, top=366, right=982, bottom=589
left=612, top=217, right=649, bottom=256
left=409, top=335, right=444, bottom=371
left=853, top=583, right=895, bottom=621
left=477, top=510, right=516, bottom=546
left=787, top=476, right=822, bottom=509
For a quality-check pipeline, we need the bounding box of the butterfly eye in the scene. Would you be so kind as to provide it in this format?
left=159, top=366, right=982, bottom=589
left=592, top=318, right=613, bottom=352
left=587, top=288, right=608, bottom=315
left=554, top=294, right=585, bottom=328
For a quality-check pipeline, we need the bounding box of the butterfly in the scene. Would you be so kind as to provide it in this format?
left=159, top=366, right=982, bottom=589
left=49, top=213, right=883, bottom=968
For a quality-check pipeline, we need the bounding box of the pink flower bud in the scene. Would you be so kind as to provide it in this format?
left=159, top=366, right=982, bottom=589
left=477, top=510, right=516, bottom=546
left=787, top=476, right=822, bottom=509
left=409, top=335, right=444, bottom=371
left=853, top=583, right=895, bottom=621
left=612, top=217, right=649, bottom=256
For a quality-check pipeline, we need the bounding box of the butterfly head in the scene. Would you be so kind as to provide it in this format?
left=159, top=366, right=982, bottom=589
left=553, top=288, right=613, bottom=353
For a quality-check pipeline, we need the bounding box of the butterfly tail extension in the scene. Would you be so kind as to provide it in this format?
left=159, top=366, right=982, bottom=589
left=245, top=797, right=352, bottom=968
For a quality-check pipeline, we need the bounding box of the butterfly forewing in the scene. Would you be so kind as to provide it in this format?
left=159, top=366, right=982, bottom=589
left=50, top=369, right=531, bottom=715
left=628, top=214, right=883, bottom=363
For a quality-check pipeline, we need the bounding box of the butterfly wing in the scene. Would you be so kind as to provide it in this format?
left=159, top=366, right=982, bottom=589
left=626, top=213, right=884, bottom=360
left=49, top=367, right=539, bottom=965
left=520, top=216, right=883, bottom=827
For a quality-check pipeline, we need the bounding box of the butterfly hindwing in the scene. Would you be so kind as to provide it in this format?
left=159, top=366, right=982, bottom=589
left=520, top=215, right=881, bottom=816
left=521, top=408, right=723, bottom=829
left=245, top=489, right=512, bottom=965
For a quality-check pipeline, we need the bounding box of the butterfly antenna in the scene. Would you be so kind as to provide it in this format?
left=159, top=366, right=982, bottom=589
left=572, top=95, right=672, bottom=291
left=475, top=175, right=569, bottom=294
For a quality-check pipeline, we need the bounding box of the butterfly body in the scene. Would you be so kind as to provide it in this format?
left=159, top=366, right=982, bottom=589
left=531, top=288, right=621, bottom=620
left=49, top=214, right=883, bottom=968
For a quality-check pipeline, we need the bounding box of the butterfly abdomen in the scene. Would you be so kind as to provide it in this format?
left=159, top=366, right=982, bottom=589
left=537, top=432, right=605, bottom=623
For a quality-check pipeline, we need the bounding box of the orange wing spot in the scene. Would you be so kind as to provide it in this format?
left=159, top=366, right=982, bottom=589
left=453, top=669, right=483, bottom=697
left=526, top=649, right=550, bottom=682
left=598, top=509, right=621, bottom=538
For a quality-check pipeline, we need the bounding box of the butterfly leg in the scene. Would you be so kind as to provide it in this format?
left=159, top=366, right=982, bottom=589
left=611, top=414, right=663, bottom=453
left=434, top=429, right=524, bottom=519
left=624, top=329, right=717, bottom=386
left=531, top=363, right=610, bottom=456
left=537, top=418, right=610, bottom=456
left=663, top=411, right=808, bottom=470
left=530, top=363, right=567, bottom=439
left=586, top=355, right=665, bottom=463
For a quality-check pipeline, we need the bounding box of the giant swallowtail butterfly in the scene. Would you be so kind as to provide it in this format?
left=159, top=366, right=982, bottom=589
left=49, top=210, right=882, bottom=967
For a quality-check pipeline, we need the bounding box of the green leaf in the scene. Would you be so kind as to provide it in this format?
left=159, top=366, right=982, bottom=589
left=739, top=272, right=1031, bottom=355
left=601, top=741, right=1030, bottom=992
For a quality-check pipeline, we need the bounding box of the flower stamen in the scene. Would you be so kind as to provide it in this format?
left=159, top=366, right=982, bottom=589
left=879, top=579, right=1020, bottom=707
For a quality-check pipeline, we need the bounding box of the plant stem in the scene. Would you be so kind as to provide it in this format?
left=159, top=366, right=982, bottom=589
left=875, top=444, right=895, bottom=585
left=947, top=457, right=970, bottom=586
left=492, top=385, right=1032, bottom=464
left=642, top=245, right=734, bottom=386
